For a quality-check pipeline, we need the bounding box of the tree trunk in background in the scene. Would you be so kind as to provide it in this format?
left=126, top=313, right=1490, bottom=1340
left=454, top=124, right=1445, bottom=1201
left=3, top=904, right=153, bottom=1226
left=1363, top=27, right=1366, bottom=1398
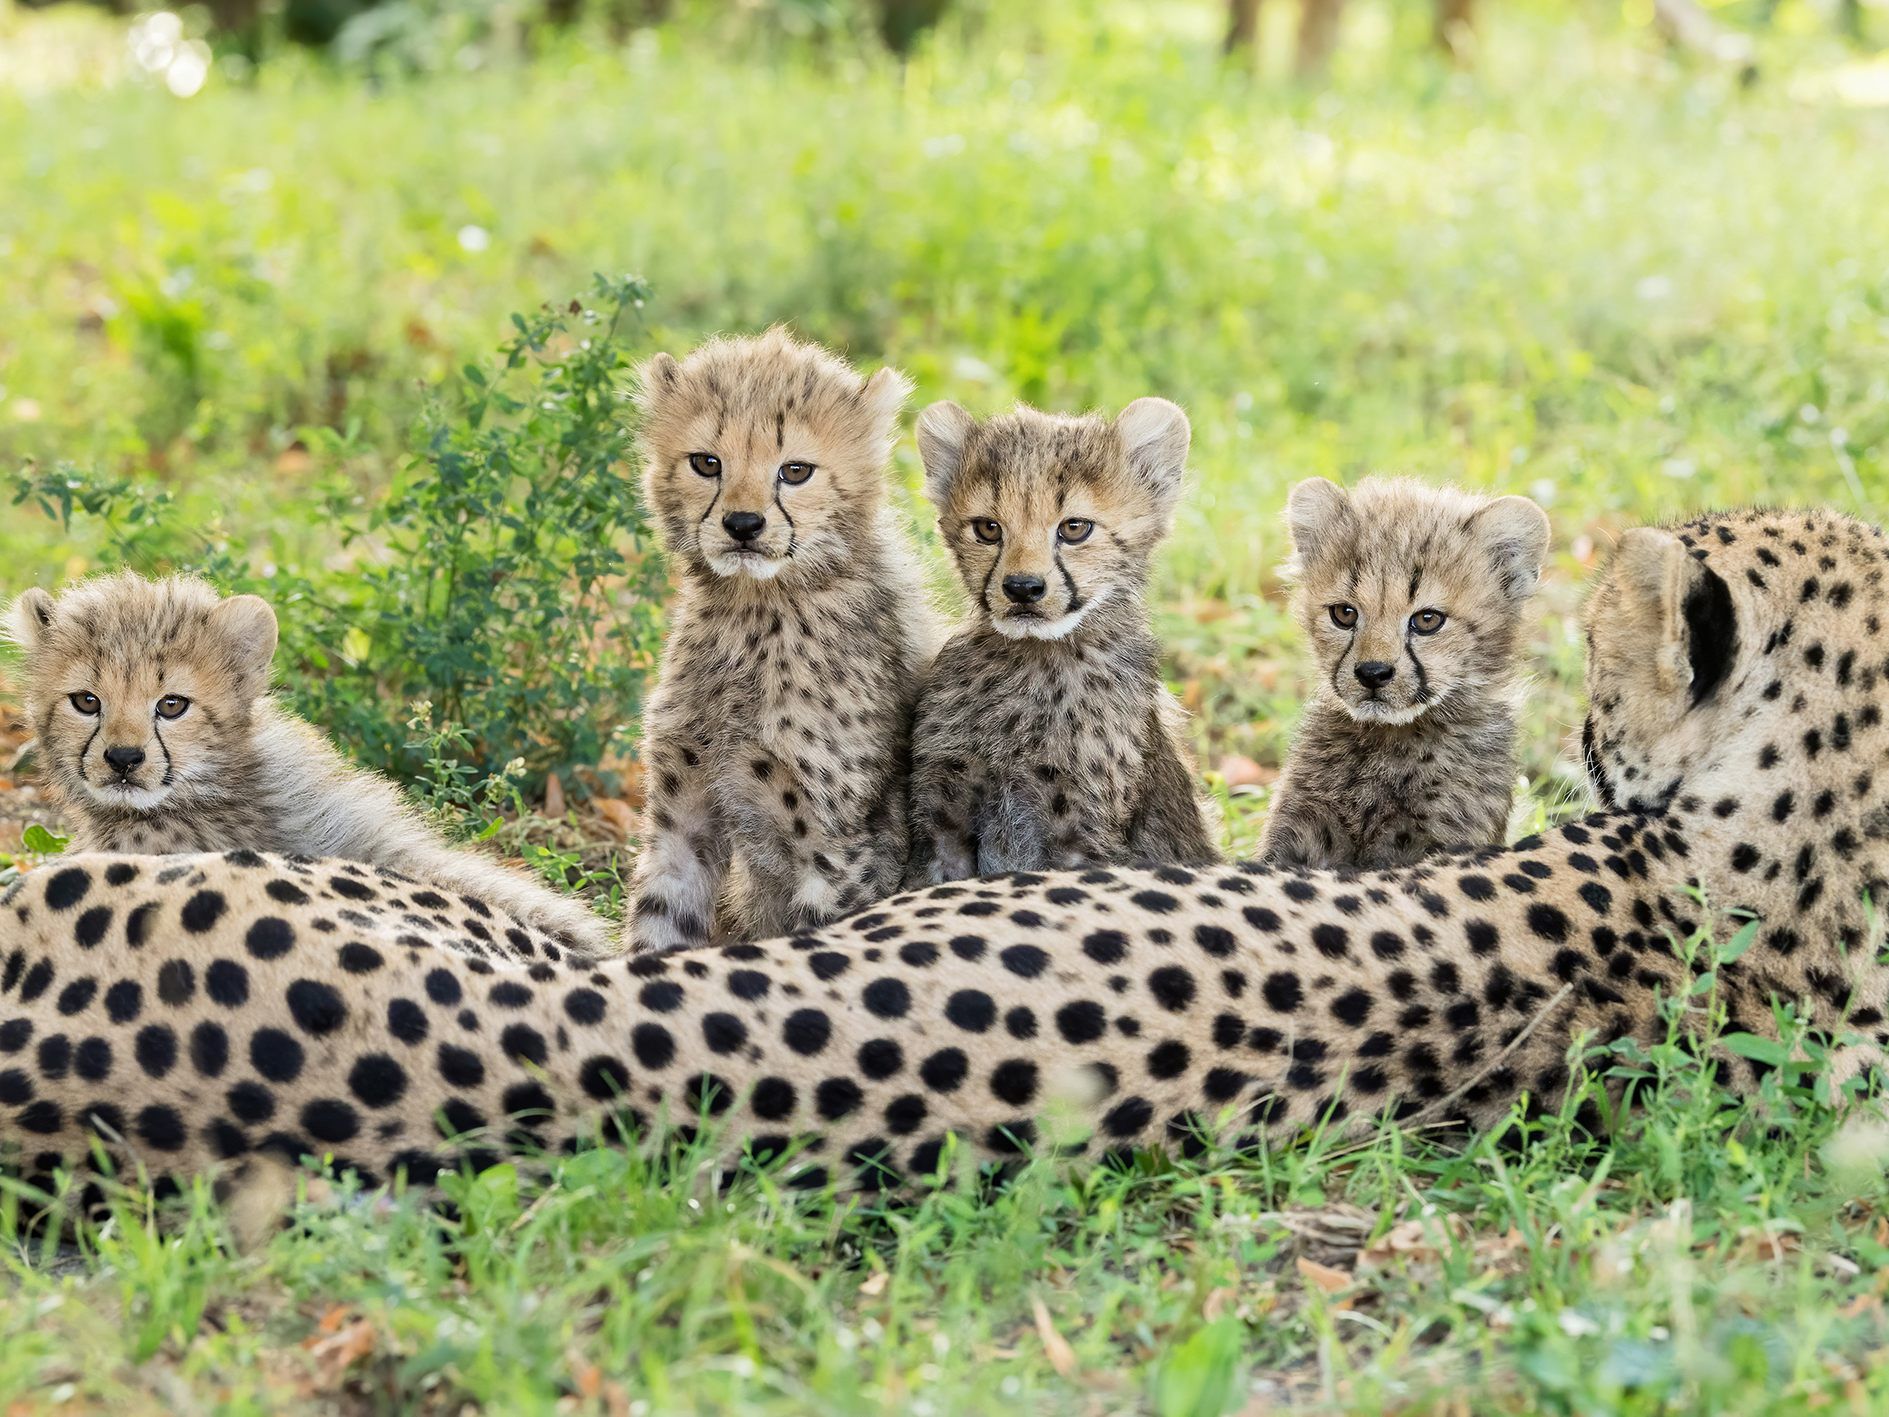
left=1434, top=0, right=1475, bottom=62
left=1295, top=0, right=1345, bottom=75
left=1224, top=0, right=1263, bottom=58
left=872, top=0, right=952, bottom=56
left=204, top=0, right=262, bottom=32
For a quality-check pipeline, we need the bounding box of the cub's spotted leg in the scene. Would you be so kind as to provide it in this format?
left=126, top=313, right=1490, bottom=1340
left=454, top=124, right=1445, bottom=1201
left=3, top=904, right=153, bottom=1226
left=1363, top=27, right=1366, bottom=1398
left=1125, top=727, right=1221, bottom=867
left=732, top=823, right=897, bottom=939
left=627, top=748, right=729, bottom=954
left=912, top=832, right=976, bottom=887
left=975, top=778, right=1059, bottom=876
left=803, top=826, right=907, bottom=925
left=907, top=755, right=978, bottom=886
left=1258, top=791, right=1348, bottom=870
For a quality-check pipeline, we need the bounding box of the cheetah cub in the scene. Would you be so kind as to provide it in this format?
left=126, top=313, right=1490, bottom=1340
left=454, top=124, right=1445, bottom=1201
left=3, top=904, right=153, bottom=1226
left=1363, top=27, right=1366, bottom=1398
left=625, top=329, right=934, bottom=953
left=1260, top=476, right=1550, bottom=870
left=8, top=572, right=614, bottom=953
left=905, top=398, right=1218, bottom=882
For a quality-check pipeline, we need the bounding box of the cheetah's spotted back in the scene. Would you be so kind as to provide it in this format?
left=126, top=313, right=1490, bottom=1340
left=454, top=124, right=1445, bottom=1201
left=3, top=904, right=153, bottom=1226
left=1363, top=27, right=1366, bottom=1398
left=0, top=507, right=1880, bottom=1198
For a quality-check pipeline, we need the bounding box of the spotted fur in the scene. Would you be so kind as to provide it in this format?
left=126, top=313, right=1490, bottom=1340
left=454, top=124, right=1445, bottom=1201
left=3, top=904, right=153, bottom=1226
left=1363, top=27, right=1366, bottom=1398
left=625, top=330, right=937, bottom=953
left=0, top=507, right=1882, bottom=1200
left=905, top=399, right=1217, bottom=883
left=7, top=573, right=611, bottom=954
left=1262, top=478, right=1550, bottom=869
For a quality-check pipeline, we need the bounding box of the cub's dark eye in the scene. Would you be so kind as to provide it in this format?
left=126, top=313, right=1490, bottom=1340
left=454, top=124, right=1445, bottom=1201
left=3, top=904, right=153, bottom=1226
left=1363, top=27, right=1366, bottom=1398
left=1328, top=604, right=1359, bottom=629
left=156, top=694, right=190, bottom=720
left=778, top=461, right=815, bottom=485
left=1410, top=609, right=1447, bottom=636
left=687, top=453, right=721, bottom=478
left=1058, top=518, right=1094, bottom=544
left=69, top=692, right=100, bottom=716
left=970, top=518, right=1003, bottom=544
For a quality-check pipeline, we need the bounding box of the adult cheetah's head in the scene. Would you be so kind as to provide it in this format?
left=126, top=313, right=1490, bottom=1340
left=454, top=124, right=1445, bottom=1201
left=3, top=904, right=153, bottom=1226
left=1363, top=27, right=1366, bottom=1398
left=8, top=572, right=277, bottom=814
left=1582, top=509, right=1888, bottom=823
left=633, top=327, right=912, bottom=587
left=914, top=398, right=1189, bottom=641
left=1285, top=477, right=1550, bottom=725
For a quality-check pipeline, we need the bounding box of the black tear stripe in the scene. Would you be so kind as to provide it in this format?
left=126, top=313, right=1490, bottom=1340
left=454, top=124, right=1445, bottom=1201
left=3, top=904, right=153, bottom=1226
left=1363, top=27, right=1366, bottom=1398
left=1405, top=636, right=1431, bottom=703
left=1683, top=564, right=1738, bottom=706
left=153, top=722, right=174, bottom=787
left=1582, top=717, right=1617, bottom=809
left=696, top=479, right=722, bottom=528
left=78, top=723, right=101, bottom=784
left=1052, top=546, right=1083, bottom=617
left=773, top=483, right=798, bottom=560
left=1330, top=628, right=1357, bottom=701
left=979, top=554, right=1001, bottom=617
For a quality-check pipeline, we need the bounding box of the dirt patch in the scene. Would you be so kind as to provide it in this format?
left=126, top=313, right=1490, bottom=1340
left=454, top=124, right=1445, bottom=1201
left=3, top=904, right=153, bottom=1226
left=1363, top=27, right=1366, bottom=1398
left=0, top=666, right=61, bottom=852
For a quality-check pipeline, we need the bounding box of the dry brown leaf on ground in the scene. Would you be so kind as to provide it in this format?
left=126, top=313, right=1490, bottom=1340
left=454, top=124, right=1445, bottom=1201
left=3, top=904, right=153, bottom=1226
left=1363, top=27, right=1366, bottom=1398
left=1295, top=1256, right=1353, bottom=1295
left=1177, top=596, right=1236, bottom=625
left=273, top=446, right=313, bottom=476
left=568, top=1355, right=603, bottom=1400
left=858, top=1270, right=888, bottom=1298
left=543, top=773, right=567, bottom=819
left=592, top=797, right=638, bottom=841
left=302, top=1308, right=379, bottom=1388
left=1215, top=755, right=1278, bottom=790
left=1734, top=1225, right=1802, bottom=1262
left=1359, top=1214, right=1471, bottom=1270
left=1032, top=1296, right=1079, bottom=1379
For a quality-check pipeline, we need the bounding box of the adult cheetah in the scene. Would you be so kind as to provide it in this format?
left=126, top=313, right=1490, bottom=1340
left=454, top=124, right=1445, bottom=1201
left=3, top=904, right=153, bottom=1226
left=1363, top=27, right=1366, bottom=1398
left=0, top=507, right=1882, bottom=1196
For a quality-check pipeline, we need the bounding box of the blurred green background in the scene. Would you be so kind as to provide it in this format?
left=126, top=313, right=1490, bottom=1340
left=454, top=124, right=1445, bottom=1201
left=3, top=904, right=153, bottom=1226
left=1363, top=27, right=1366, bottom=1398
left=1, top=0, right=1886, bottom=835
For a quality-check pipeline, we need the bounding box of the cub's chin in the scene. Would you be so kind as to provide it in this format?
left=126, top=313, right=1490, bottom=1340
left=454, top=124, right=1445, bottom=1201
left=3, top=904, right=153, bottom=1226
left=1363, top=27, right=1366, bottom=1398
left=704, top=549, right=788, bottom=582
left=80, top=779, right=173, bottom=812
left=1337, top=696, right=1428, bottom=728
left=986, top=588, right=1109, bottom=643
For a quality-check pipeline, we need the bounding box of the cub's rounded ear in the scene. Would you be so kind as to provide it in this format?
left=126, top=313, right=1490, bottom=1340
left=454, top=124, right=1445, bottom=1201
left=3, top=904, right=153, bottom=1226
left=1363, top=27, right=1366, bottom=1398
left=631, top=352, right=681, bottom=416
left=1284, top=477, right=1350, bottom=565
left=209, top=594, right=280, bottom=684
left=6, top=587, right=56, bottom=653
left=860, top=366, right=914, bottom=428
left=1115, top=397, right=1190, bottom=512
left=915, top=400, right=977, bottom=507
left=1478, top=494, right=1552, bottom=600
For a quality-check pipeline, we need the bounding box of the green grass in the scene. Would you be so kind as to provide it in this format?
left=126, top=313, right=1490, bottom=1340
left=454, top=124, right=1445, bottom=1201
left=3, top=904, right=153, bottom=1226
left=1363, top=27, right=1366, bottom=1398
left=3, top=0, right=1889, bottom=1409
left=4, top=943, right=1889, bottom=1414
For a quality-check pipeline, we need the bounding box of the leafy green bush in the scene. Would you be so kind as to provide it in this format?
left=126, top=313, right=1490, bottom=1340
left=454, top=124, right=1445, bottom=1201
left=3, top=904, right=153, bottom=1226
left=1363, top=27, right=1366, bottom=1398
left=10, top=274, right=666, bottom=801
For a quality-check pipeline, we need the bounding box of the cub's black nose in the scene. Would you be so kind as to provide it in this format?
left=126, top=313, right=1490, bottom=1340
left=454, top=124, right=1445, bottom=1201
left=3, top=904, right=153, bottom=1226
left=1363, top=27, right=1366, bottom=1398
left=1354, top=660, right=1395, bottom=690
left=722, top=511, right=767, bottom=543
left=1002, top=574, right=1047, bottom=605
left=103, top=745, right=146, bottom=774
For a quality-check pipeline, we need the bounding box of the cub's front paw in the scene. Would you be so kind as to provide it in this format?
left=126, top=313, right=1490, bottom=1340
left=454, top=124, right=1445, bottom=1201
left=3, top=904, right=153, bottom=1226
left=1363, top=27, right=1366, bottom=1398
left=625, top=895, right=710, bottom=955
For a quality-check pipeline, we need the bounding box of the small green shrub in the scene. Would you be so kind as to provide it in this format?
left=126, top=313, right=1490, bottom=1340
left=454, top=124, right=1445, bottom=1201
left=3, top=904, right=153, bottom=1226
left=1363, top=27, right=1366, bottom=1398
left=10, top=273, right=666, bottom=804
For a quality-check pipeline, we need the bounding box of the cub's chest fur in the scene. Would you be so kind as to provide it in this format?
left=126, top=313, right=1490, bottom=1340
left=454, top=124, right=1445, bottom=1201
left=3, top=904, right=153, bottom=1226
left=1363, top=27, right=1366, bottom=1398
left=1268, top=698, right=1520, bottom=868
left=942, top=634, right=1152, bottom=764
left=668, top=593, right=910, bottom=737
